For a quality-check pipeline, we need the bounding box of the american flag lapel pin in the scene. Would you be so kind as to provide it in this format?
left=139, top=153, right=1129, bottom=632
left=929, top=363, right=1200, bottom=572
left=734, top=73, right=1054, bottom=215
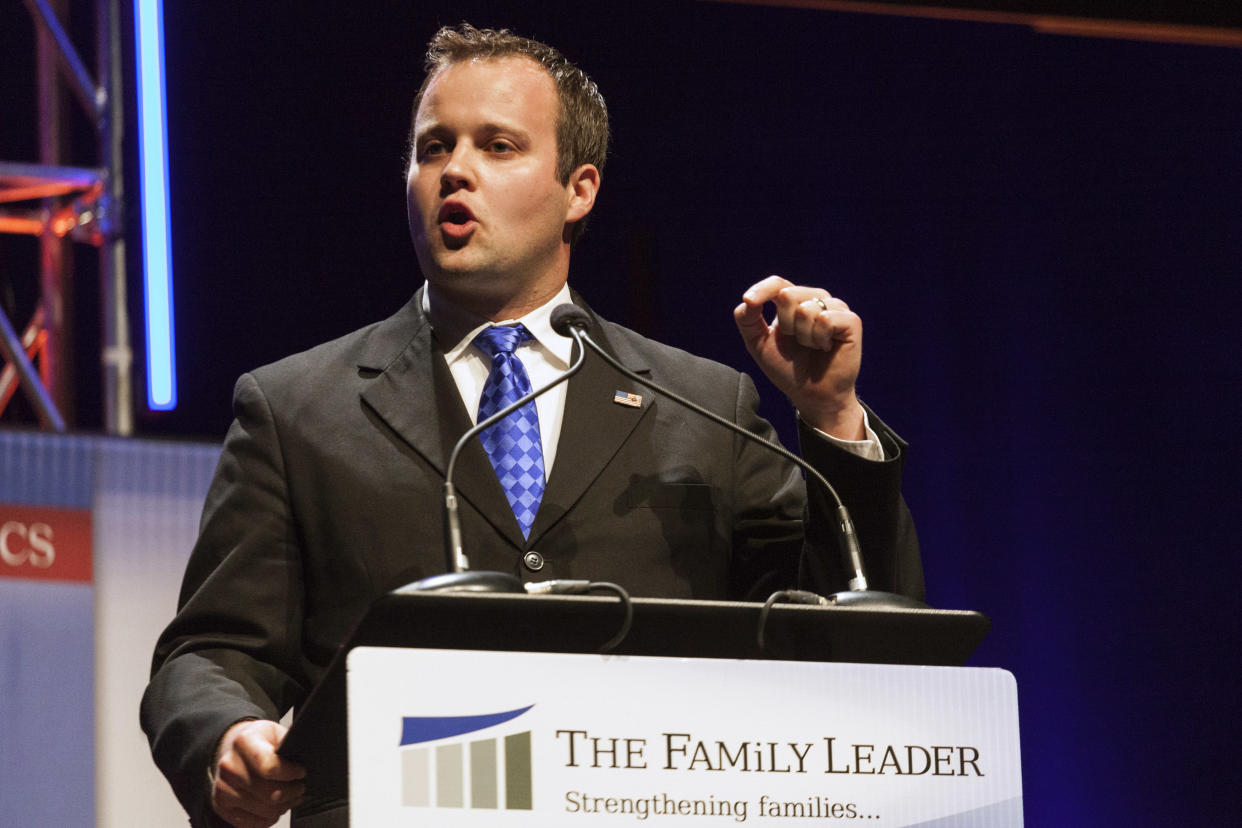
left=613, top=390, right=642, bottom=408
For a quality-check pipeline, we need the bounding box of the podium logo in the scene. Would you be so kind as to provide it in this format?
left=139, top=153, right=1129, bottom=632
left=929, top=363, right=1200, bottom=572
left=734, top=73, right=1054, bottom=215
left=399, top=705, right=534, bottom=811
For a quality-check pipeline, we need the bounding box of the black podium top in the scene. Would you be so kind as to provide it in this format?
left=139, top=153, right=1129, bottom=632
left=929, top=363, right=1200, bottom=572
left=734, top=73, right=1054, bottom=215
left=280, top=591, right=988, bottom=803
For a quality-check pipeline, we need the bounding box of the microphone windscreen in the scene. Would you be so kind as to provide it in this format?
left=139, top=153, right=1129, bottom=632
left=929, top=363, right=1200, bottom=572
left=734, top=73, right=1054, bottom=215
left=551, top=303, right=592, bottom=337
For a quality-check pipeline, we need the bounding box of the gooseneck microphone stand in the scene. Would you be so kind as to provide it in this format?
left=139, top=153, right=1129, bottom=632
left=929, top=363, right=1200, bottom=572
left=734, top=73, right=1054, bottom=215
left=549, top=303, right=925, bottom=610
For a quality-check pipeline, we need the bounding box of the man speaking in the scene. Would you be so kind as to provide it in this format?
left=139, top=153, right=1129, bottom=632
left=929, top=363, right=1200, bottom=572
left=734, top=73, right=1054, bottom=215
left=142, top=24, right=923, bottom=828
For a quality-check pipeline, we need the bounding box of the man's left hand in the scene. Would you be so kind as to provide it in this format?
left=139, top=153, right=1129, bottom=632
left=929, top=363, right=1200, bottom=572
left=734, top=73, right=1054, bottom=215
left=733, top=275, right=866, bottom=440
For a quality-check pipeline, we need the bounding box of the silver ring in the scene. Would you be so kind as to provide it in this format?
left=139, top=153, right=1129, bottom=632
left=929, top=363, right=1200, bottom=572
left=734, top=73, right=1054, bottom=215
left=812, top=297, right=828, bottom=312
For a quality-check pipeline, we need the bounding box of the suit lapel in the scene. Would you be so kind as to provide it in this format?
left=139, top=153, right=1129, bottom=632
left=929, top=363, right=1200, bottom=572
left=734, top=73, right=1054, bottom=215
left=359, top=294, right=526, bottom=549
left=528, top=316, right=653, bottom=544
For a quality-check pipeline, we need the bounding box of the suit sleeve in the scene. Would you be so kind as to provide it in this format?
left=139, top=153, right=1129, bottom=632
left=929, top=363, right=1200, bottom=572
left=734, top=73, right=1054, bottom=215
left=725, top=372, right=924, bottom=601
left=140, top=372, right=310, bottom=827
left=797, top=406, right=924, bottom=601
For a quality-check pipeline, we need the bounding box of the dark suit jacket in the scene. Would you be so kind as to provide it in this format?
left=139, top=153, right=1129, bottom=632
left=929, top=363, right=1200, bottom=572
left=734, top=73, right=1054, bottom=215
left=140, top=291, right=923, bottom=826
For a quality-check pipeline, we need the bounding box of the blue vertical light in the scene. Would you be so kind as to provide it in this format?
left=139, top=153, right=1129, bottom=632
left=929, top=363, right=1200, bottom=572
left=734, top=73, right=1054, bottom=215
left=134, top=0, right=176, bottom=410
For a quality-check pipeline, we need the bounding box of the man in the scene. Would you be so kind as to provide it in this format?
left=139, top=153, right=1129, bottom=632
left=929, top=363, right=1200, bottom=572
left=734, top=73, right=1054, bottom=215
left=142, top=24, right=923, bottom=828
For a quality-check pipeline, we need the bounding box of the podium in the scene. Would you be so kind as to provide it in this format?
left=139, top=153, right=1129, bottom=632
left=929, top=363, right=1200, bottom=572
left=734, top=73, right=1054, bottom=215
left=280, top=593, right=1021, bottom=826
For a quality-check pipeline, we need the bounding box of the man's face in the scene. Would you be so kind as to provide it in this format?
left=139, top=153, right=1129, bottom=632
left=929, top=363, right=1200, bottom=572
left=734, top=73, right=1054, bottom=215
left=407, top=56, right=582, bottom=310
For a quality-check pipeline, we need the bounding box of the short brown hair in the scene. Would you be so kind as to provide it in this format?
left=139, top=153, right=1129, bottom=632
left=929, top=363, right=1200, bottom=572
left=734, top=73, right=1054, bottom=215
left=410, top=24, right=610, bottom=241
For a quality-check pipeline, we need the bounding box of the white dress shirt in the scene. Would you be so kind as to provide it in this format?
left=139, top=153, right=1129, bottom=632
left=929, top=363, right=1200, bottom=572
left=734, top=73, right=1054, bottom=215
left=425, top=284, right=576, bottom=471
left=423, top=283, right=884, bottom=474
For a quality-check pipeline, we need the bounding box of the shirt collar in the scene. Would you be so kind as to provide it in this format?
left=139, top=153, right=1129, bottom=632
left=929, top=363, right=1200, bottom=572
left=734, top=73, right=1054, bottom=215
left=423, top=282, right=575, bottom=369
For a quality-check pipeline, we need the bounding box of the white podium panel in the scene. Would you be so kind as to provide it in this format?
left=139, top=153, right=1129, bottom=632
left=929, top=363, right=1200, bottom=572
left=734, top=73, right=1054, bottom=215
left=348, top=647, right=1021, bottom=827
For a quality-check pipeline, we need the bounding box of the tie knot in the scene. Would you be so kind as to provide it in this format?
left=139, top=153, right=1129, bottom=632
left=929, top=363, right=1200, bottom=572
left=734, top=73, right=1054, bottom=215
left=472, top=324, right=533, bottom=359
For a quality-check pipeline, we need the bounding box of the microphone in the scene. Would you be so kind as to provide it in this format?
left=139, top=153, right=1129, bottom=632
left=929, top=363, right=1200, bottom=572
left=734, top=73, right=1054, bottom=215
left=406, top=313, right=588, bottom=593
left=558, top=309, right=923, bottom=609
left=550, top=303, right=591, bottom=337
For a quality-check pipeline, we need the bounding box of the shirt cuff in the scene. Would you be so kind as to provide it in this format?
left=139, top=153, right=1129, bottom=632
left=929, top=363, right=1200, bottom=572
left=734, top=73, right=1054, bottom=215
left=804, top=408, right=886, bottom=462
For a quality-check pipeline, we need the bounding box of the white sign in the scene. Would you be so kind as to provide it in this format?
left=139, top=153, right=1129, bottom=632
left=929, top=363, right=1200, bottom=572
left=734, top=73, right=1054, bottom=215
left=348, top=648, right=1021, bottom=826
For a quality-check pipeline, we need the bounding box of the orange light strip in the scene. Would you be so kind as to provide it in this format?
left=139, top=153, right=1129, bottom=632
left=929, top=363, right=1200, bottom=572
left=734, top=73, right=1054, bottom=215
left=0, top=213, right=46, bottom=236
left=703, top=0, right=1242, bottom=48
left=0, top=182, right=88, bottom=204
left=1032, top=17, right=1242, bottom=48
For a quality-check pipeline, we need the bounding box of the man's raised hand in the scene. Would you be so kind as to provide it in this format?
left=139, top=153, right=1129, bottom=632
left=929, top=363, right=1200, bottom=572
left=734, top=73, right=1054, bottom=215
left=733, top=274, right=866, bottom=440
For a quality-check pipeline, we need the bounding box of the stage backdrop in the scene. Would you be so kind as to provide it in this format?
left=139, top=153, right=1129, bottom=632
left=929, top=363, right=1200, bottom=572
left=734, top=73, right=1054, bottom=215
left=0, top=430, right=221, bottom=827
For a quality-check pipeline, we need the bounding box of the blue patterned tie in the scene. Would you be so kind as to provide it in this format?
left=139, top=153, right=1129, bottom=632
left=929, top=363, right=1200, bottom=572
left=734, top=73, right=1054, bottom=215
left=472, top=324, right=545, bottom=538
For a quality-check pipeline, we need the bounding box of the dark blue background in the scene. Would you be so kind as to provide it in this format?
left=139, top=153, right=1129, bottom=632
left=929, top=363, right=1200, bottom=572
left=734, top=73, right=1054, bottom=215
left=162, top=3, right=1242, bottom=823
left=12, top=1, right=1242, bottom=822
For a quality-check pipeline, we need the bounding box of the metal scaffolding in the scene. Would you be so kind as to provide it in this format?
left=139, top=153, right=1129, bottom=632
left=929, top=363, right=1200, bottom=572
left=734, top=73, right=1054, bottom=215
left=1, top=0, right=131, bottom=434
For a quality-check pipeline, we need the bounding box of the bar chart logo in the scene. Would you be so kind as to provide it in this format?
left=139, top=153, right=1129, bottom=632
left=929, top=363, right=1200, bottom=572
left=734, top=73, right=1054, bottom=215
left=399, top=705, right=534, bottom=811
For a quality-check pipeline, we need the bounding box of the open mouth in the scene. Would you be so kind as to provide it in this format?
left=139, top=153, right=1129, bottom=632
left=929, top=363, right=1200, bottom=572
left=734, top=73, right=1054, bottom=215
left=438, top=202, right=476, bottom=226
left=436, top=202, right=477, bottom=243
